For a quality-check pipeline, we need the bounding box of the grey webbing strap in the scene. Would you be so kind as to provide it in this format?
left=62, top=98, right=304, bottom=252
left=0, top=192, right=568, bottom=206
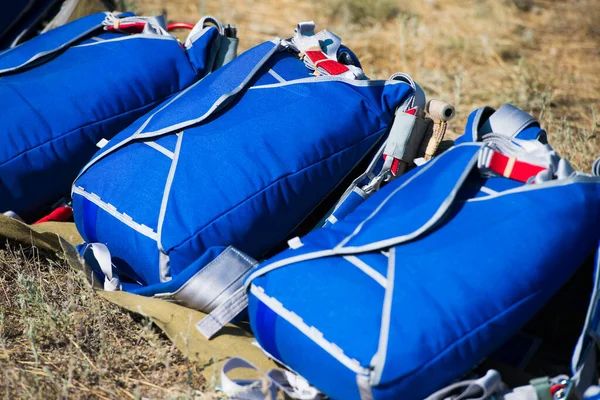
left=592, top=156, right=600, bottom=177
left=196, top=286, right=248, bottom=339
left=572, top=244, right=600, bottom=392
left=214, top=36, right=239, bottom=69
left=220, top=357, right=322, bottom=400
left=156, top=246, right=257, bottom=313
left=424, top=370, right=507, bottom=400
left=482, top=104, right=537, bottom=139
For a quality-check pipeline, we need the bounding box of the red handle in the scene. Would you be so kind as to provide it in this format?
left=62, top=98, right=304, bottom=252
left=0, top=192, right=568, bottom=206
left=167, top=22, right=195, bottom=31
left=105, top=21, right=195, bottom=34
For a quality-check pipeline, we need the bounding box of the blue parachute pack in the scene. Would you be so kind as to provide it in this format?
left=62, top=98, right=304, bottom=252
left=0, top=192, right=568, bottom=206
left=0, top=11, right=237, bottom=220
left=71, top=22, right=438, bottom=332
left=244, top=104, right=600, bottom=399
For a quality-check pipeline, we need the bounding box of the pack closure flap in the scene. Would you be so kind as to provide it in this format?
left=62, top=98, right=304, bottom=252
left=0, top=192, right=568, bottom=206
left=0, top=12, right=128, bottom=75
left=134, top=40, right=283, bottom=138
left=332, top=143, right=481, bottom=253
left=246, top=144, right=482, bottom=285
left=74, top=39, right=283, bottom=181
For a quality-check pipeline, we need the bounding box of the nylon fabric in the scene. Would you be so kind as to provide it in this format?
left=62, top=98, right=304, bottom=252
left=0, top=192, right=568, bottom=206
left=72, top=29, right=416, bottom=320
left=0, top=12, right=230, bottom=221
left=247, top=115, right=600, bottom=399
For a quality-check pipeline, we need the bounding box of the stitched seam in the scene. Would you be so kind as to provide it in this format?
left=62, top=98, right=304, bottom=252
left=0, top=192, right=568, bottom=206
left=0, top=86, right=185, bottom=169
left=168, top=125, right=390, bottom=253
left=252, top=284, right=369, bottom=374
left=376, top=290, right=539, bottom=388
left=73, top=185, right=157, bottom=240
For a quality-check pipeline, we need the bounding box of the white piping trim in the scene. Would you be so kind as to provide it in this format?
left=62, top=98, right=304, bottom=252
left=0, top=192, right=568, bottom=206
left=74, top=67, right=202, bottom=181
left=136, top=41, right=283, bottom=138
left=89, top=36, right=105, bottom=42
left=248, top=76, right=407, bottom=90
left=466, top=176, right=600, bottom=203
left=369, top=247, right=396, bottom=385
left=72, top=186, right=157, bottom=240
left=267, top=69, right=286, bottom=83
left=0, top=17, right=106, bottom=75
left=333, top=144, right=481, bottom=253
left=157, top=131, right=184, bottom=252
left=343, top=256, right=386, bottom=288
left=245, top=249, right=335, bottom=289
left=75, top=40, right=284, bottom=180
left=73, top=33, right=176, bottom=48
left=143, top=140, right=174, bottom=159
left=478, top=186, right=498, bottom=195
left=251, top=285, right=369, bottom=375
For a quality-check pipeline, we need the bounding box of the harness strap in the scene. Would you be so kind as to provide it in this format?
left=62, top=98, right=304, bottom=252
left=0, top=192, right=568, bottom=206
left=484, top=151, right=547, bottom=183
left=220, top=357, right=322, bottom=400
left=482, top=104, right=538, bottom=139
left=81, top=243, right=256, bottom=336
left=82, top=243, right=121, bottom=291
left=291, top=21, right=363, bottom=79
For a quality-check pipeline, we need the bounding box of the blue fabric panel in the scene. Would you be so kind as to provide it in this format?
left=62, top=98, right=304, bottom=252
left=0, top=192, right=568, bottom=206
left=251, top=255, right=385, bottom=365
left=72, top=191, right=159, bottom=286
left=0, top=12, right=108, bottom=72
left=248, top=294, right=364, bottom=400
left=324, top=190, right=366, bottom=227
left=77, top=140, right=172, bottom=230
left=160, top=77, right=405, bottom=271
left=248, top=144, right=600, bottom=399
left=186, top=27, right=218, bottom=74
left=250, top=298, right=283, bottom=361
left=153, top=134, right=179, bottom=153
left=377, top=184, right=600, bottom=396
left=267, top=52, right=314, bottom=81
left=82, top=198, right=98, bottom=243
left=337, top=144, right=480, bottom=250
left=79, top=31, right=124, bottom=44
left=454, top=107, right=484, bottom=145
left=0, top=32, right=199, bottom=218
left=137, top=41, right=278, bottom=136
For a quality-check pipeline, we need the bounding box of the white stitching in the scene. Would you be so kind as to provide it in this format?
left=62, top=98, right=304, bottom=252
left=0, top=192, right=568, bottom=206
left=73, top=186, right=157, bottom=240
left=251, top=284, right=369, bottom=375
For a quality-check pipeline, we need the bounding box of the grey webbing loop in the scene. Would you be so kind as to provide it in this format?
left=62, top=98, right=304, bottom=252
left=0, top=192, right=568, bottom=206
left=592, top=156, right=600, bottom=176
left=424, top=370, right=507, bottom=400
left=481, top=104, right=538, bottom=139
left=390, top=72, right=426, bottom=110
left=199, top=15, right=225, bottom=35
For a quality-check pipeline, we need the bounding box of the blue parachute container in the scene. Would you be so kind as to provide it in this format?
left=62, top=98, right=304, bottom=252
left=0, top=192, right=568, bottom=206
left=0, top=12, right=236, bottom=220
left=71, top=23, right=424, bottom=322
left=245, top=106, right=600, bottom=399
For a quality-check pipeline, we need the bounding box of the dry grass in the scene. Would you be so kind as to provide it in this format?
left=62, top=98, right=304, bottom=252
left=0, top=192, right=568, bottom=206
left=3, top=0, right=600, bottom=398
left=139, top=0, right=600, bottom=170
left=0, top=243, right=214, bottom=399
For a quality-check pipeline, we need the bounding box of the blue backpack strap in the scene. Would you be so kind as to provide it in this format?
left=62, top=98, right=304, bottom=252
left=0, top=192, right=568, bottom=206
left=0, top=12, right=129, bottom=75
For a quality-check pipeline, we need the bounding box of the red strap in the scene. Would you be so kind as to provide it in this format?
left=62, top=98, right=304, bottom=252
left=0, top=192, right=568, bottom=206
left=105, top=21, right=147, bottom=33
left=487, top=151, right=546, bottom=183
left=33, top=206, right=73, bottom=225
left=304, top=50, right=349, bottom=75
left=167, top=22, right=195, bottom=31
